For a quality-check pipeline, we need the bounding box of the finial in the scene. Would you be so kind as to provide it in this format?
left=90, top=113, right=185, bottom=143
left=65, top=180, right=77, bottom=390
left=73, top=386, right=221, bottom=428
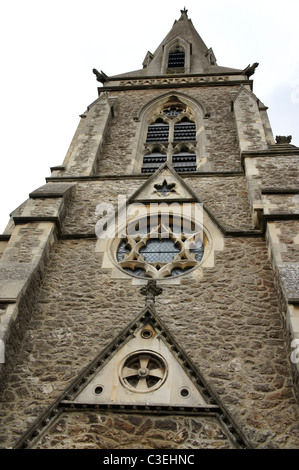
left=181, top=7, right=188, bottom=16
left=140, top=280, right=163, bottom=306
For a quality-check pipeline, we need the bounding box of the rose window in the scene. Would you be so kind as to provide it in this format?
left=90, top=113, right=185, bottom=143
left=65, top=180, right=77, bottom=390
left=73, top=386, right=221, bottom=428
left=116, top=217, right=204, bottom=279
left=120, top=351, right=167, bottom=393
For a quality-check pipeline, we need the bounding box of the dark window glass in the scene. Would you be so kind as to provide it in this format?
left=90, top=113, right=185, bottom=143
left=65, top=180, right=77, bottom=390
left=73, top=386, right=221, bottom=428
left=146, top=123, right=169, bottom=143
left=172, top=152, right=196, bottom=172
left=168, top=51, right=185, bottom=68
left=174, top=121, right=196, bottom=141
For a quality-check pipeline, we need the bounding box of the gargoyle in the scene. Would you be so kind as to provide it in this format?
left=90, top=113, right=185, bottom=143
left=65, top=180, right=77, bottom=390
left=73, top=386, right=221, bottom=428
left=92, top=69, right=109, bottom=84
left=244, top=63, right=259, bottom=78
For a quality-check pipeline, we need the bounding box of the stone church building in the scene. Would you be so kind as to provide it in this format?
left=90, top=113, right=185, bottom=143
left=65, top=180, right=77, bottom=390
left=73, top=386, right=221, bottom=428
left=0, top=9, right=298, bottom=449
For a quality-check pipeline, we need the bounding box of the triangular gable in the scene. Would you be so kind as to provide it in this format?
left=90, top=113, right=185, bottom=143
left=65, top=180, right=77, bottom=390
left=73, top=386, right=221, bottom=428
left=14, top=296, right=252, bottom=449
left=129, top=162, right=200, bottom=204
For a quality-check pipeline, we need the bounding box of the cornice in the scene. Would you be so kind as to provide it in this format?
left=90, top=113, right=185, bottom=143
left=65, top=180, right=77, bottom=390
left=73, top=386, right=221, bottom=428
left=98, top=79, right=252, bottom=94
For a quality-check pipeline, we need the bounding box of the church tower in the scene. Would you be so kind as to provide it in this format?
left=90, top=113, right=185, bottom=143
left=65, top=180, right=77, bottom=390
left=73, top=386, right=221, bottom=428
left=0, top=9, right=299, bottom=449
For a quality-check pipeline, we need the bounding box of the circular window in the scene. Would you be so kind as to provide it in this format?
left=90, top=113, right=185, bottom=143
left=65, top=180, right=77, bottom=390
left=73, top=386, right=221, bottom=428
left=120, top=351, right=167, bottom=393
left=141, top=328, right=153, bottom=339
left=93, top=385, right=104, bottom=395
left=115, top=214, right=204, bottom=279
left=179, top=387, right=191, bottom=398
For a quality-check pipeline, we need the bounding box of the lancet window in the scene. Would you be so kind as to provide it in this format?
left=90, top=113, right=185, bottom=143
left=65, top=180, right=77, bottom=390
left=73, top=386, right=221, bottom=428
left=167, top=45, right=185, bottom=70
left=141, top=97, right=198, bottom=174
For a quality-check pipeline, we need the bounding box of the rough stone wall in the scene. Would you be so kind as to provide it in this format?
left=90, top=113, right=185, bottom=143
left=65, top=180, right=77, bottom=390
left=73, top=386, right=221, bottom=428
left=233, top=87, right=268, bottom=152
left=262, top=194, right=299, bottom=216
left=276, top=221, right=299, bottom=263
left=1, top=236, right=299, bottom=449
left=62, top=179, right=143, bottom=235
left=32, top=411, right=234, bottom=449
left=60, top=175, right=253, bottom=236
left=255, top=156, right=299, bottom=190
left=95, top=86, right=241, bottom=175
left=185, top=176, right=254, bottom=231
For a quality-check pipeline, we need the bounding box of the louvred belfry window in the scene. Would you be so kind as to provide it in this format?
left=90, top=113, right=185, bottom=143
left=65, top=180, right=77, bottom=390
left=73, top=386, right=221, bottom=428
left=174, top=118, right=196, bottom=142
left=172, top=150, right=197, bottom=172
left=146, top=120, right=169, bottom=143
left=142, top=151, right=167, bottom=174
left=142, top=110, right=197, bottom=174
left=168, top=50, right=185, bottom=68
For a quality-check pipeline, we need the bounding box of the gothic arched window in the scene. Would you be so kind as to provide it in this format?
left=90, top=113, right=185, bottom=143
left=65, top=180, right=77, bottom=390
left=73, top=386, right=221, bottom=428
left=167, top=45, right=185, bottom=70
left=141, top=98, right=197, bottom=173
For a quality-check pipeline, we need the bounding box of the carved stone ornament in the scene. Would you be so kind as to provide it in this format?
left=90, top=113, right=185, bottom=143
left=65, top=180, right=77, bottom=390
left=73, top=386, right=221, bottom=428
left=116, top=220, right=204, bottom=279
left=276, top=135, right=292, bottom=144
left=154, top=179, right=176, bottom=196
left=140, top=280, right=163, bottom=306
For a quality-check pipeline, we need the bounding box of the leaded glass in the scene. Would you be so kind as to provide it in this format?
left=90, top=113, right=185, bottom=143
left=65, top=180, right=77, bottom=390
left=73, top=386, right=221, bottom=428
left=139, top=239, right=180, bottom=263
left=116, top=240, right=131, bottom=262
left=116, top=218, right=205, bottom=279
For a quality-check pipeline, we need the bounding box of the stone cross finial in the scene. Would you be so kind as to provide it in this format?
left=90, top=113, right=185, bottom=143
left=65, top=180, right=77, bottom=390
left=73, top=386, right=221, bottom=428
left=140, top=280, right=163, bottom=306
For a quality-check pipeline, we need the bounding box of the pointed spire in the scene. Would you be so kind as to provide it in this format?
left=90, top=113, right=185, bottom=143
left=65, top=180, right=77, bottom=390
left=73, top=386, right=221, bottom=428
left=110, top=9, right=243, bottom=78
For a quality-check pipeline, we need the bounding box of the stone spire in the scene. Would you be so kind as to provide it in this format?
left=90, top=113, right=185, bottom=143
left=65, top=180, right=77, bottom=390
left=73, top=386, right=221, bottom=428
left=109, top=9, right=243, bottom=78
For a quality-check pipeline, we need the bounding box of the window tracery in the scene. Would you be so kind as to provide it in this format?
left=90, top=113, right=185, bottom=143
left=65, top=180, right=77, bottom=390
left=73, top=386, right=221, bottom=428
left=115, top=214, right=204, bottom=279
left=141, top=97, right=198, bottom=174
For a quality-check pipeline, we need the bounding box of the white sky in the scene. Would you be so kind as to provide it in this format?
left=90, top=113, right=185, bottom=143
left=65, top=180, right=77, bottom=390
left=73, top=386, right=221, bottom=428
left=0, top=0, right=298, bottom=232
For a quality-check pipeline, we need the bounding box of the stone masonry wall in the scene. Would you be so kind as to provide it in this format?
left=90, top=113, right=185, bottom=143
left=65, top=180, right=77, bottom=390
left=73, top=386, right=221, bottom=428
left=256, top=156, right=299, bottom=190
left=95, top=86, right=241, bottom=175
left=1, top=237, right=299, bottom=449
left=32, top=411, right=235, bottom=449
left=61, top=175, right=253, bottom=236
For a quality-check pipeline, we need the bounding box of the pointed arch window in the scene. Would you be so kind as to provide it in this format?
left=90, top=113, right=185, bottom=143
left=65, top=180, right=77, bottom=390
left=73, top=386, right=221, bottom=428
left=142, top=99, right=197, bottom=174
left=167, top=45, right=185, bottom=70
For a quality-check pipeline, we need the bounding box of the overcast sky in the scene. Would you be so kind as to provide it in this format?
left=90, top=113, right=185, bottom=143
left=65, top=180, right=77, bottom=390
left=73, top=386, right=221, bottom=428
left=0, top=0, right=298, bottom=232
